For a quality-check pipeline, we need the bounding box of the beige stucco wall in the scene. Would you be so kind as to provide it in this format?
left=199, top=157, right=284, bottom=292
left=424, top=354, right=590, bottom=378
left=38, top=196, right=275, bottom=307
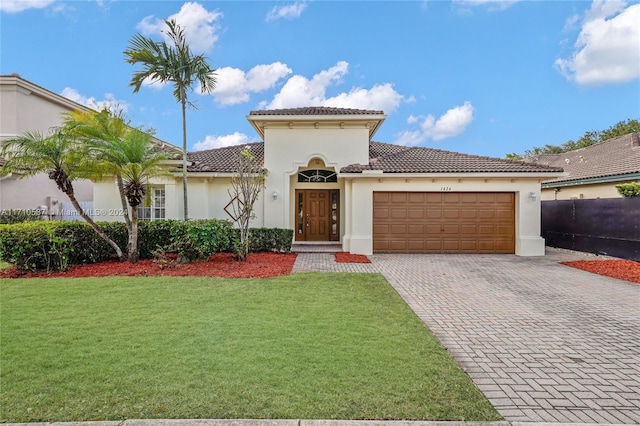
left=262, top=126, right=370, bottom=230
left=93, top=177, right=178, bottom=222
left=343, top=175, right=547, bottom=256
left=541, top=180, right=636, bottom=200
left=0, top=76, right=93, bottom=212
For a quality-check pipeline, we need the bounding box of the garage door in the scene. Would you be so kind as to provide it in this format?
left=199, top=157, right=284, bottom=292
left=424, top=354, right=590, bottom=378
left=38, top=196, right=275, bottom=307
left=373, top=192, right=515, bottom=253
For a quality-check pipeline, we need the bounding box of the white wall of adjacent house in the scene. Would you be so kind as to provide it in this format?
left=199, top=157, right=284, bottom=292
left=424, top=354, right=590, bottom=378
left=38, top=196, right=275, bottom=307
left=541, top=181, right=633, bottom=201
left=262, top=126, right=370, bottom=230
left=0, top=76, right=93, bottom=214
left=343, top=176, right=546, bottom=256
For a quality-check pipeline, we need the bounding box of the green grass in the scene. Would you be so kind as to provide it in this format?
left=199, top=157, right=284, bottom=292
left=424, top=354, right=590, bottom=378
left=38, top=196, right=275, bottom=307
left=0, top=273, right=500, bottom=423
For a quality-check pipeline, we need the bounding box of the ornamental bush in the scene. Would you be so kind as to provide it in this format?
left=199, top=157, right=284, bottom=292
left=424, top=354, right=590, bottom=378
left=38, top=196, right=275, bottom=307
left=616, top=182, right=640, bottom=197
left=0, top=219, right=293, bottom=272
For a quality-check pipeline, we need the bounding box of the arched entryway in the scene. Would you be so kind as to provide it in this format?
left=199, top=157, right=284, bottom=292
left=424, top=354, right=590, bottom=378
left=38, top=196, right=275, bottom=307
left=293, top=158, right=340, bottom=242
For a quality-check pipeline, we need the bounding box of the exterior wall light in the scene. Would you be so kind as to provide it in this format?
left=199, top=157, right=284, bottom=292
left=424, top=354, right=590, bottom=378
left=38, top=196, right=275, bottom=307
left=272, top=191, right=278, bottom=200
left=528, top=191, right=537, bottom=201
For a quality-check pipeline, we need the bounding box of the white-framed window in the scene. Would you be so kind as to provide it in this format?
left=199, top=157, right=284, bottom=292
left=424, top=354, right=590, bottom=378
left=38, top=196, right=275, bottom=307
left=137, top=187, right=166, bottom=220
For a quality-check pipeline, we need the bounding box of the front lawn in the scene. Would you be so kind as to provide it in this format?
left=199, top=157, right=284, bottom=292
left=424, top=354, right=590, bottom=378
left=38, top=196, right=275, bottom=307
left=0, top=273, right=500, bottom=422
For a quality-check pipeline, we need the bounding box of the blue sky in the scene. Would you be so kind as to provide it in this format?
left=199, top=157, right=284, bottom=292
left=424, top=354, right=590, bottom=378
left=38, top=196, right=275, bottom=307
left=1, top=0, right=639, bottom=158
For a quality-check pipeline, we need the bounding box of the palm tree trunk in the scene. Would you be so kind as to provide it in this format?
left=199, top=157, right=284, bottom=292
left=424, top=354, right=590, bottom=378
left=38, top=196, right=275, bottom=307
left=67, top=192, right=125, bottom=261
left=181, top=90, right=189, bottom=221
left=116, top=174, right=133, bottom=251
left=129, top=205, right=139, bottom=263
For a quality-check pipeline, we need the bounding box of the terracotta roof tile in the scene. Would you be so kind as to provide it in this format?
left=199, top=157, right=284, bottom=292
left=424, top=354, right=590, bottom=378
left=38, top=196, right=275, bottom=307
left=188, top=141, right=562, bottom=175
left=523, top=133, right=640, bottom=183
left=249, top=107, right=384, bottom=116
left=187, top=143, right=264, bottom=173
left=341, top=143, right=563, bottom=174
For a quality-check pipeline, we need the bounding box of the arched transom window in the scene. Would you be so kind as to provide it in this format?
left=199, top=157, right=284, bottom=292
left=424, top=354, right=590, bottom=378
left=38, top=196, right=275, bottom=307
left=298, top=169, right=337, bottom=183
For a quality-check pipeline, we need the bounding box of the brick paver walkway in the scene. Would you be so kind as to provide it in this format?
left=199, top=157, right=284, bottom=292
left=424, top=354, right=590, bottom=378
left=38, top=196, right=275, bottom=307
left=293, top=249, right=640, bottom=424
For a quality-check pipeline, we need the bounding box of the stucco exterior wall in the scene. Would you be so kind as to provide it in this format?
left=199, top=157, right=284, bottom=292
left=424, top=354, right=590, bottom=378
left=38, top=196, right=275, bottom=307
left=0, top=76, right=93, bottom=211
left=262, top=126, right=370, bottom=229
left=541, top=180, right=635, bottom=200
left=343, top=176, right=546, bottom=256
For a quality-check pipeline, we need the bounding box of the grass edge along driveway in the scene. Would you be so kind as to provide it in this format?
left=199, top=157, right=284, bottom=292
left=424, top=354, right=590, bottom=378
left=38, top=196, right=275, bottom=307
left=1, top=273, right=500, bottom=422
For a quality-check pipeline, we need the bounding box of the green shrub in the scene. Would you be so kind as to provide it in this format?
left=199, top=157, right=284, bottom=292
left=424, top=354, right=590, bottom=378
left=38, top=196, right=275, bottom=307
left=0, top=221, right=128, bottom=272
left=170, top=219, right=233, bottom=262
left=246, top=228, right=293, bottom=253
left=0, top=218, right=292, bottom=271
left=0, top=209, right=42, bottom=224
left=616, top=182, right=640, bottom=197
left=138, top=220, right=174, bottom=259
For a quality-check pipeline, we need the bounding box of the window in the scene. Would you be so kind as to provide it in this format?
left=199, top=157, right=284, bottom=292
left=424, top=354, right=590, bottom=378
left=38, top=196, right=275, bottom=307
left=137, top=187, right=165, bottom=220
left=298, top=169, right=337, bottom=183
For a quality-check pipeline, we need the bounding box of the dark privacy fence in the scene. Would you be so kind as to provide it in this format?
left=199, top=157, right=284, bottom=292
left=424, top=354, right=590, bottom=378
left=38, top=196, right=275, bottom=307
left=541, top=198, right=640, bottom=261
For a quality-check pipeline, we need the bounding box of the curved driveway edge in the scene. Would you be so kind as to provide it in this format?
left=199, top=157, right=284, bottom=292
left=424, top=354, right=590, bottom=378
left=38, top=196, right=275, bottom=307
left=293, top=249, right=640, bottom=424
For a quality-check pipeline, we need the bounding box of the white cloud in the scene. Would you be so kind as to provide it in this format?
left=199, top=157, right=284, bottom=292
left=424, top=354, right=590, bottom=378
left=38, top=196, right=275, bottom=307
left=394, top=101, right=475, bottom=146
left=61, top=87, right=129, bottom=114
left=136, top=2, right=223, bottom=54
left=266, top=2, right=307, bottom=21
left=193, top=132, right=256, bottom=151
left=555, top=1, right=640, bottom=86
left=262, top=61, right=407, bottom=113
left=0, top=0, right=54, bottom=13
left=211, top=62, right=292, bottom=105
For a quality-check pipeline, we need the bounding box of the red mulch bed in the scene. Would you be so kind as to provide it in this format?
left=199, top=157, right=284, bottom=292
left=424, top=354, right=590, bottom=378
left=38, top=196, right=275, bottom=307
left=0, top=252, right=298, bottom=279
left=560, top=259, right=640, bottom=284
left=334, top=252, right=371, bottom=263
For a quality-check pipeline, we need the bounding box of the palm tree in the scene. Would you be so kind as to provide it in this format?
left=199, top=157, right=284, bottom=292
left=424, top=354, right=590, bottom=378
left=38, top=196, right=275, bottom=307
left=64, top=109, right=134, bottom=247
left=124, top=19, right=216, bottom=221
left=0, top=129, right=125, bottom=261
left=66, top=109, right=171, bottom=263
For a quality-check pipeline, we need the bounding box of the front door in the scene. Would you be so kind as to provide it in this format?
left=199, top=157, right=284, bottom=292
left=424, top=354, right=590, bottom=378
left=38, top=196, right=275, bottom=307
left=295, top=189, right=339, bottom=241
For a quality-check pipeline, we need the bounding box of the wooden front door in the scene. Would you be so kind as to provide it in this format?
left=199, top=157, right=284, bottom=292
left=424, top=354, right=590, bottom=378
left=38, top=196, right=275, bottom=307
left=295, top=190, right=339, bottom=241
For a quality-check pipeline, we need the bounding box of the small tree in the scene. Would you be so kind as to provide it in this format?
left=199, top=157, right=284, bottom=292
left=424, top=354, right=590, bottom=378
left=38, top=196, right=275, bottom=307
left=226, top=146, right=267, bottom=261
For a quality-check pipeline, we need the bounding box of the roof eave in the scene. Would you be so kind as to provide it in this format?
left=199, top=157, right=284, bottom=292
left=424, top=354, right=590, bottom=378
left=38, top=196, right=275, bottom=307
left=340, top=171, right=565, bottom=179
left=542, top=172, right=640, bottom=188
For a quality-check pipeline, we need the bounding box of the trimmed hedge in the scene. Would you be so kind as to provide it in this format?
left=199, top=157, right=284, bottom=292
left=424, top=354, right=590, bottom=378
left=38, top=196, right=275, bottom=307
left=0, top=219, right=293, bottom=272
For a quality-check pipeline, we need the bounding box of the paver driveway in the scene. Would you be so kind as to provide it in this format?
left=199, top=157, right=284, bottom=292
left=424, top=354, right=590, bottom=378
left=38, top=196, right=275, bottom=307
left=293, top=249, right=640, bottom=424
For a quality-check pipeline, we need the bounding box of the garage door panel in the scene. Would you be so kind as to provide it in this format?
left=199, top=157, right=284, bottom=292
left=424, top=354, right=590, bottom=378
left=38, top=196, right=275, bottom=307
left=390, top=208, right=407, bottom=219
left=408, top=193, right=426, bottom=203
left=408, top=208, right=425, bottom=219
left=443, top=193, right=461, bottom=203
left=390, top=193, right=408, bottom=203
left=390, top=224, right=407, bottom=234
left=443, top=209, right=461, bottom=219
left=461, top=225, right=477, bottom=234
left=426, top=209, right=442, bottom=219
left=408, top=224, right=425, bottom=234
left=373, top=191, right=514, bottom=254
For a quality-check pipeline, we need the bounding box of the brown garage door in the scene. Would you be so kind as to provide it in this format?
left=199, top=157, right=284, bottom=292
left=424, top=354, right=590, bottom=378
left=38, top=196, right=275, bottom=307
left=373, top=192, right=515, bottom=253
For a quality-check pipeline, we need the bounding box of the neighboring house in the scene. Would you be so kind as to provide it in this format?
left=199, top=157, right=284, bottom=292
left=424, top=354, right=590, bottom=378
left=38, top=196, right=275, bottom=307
left=0, top=73, right=94, bottom=216
left=95, top=107, right=563, bottom=256
left=0, top=74, right=181, bottom=220
left=523, top=133, right=640, bottom=201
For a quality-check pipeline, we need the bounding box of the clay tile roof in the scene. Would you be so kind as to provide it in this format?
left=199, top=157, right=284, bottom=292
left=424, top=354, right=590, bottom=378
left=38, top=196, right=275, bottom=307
left=249, top=106, right=384, bottom=116
left=523, top=133, right=640, bottom=184
left=341, top=142, right=564, bottom=174
left=187, top=143, right=264, bottom=173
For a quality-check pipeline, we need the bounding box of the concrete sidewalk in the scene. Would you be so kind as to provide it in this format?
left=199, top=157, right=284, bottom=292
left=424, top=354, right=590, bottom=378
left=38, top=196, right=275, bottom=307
left=1, top=419, right=629, bottom=426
